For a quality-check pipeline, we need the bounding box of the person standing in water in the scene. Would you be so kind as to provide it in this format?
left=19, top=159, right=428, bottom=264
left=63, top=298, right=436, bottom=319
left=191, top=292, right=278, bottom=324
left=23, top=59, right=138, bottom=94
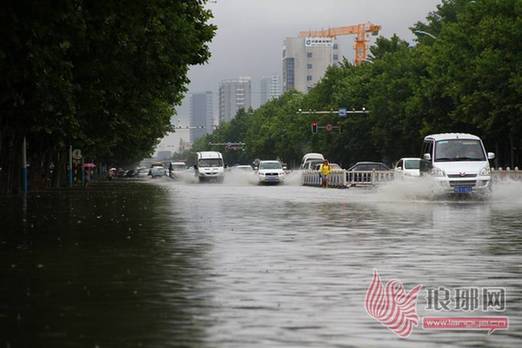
left=319, top=159, right=331, bottom=188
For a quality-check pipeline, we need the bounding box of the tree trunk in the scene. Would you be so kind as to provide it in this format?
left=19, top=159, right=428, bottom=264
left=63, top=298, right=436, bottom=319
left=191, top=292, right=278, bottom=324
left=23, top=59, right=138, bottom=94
left=510, top=134, right=514, bottom=169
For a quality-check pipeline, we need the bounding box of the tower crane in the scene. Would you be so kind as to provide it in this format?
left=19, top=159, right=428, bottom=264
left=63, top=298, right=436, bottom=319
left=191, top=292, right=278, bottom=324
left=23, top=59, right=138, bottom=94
left=299, top=23, right=381, bottom=65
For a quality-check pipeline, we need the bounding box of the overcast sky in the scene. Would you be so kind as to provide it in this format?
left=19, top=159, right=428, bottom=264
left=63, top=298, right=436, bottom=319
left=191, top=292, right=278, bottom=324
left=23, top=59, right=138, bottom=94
left=159, top=0, right=441, bottom=153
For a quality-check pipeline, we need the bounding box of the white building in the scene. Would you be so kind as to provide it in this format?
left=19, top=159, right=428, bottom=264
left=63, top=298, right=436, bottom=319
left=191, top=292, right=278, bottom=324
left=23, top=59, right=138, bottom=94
left=282, top=37, right=339, bottom=93
left=260, top=75, right=282, bottom=106
left=219, top=77, right=252, bottom=123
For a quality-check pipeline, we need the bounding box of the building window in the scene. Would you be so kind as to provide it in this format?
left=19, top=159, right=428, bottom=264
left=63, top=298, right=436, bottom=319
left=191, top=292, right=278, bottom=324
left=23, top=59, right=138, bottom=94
left=333, top=54, right=338, bottom=60
left=307, top=75, right=312, bottom=81
left=283, top=57, right=295, bottom=91
left=333, top=43, right=338, bottom=49
left=307, top=52, right=312, bottom=58
left=307, top=64, right=312, bottom=69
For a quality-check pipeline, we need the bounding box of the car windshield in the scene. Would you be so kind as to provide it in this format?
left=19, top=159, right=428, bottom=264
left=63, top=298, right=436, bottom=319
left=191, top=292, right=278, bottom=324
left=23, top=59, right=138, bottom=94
left=199, top=158, right=223, bottom=167
left=404, top=159, right=420, bottom=169
left=352, top=163, right=387, bottom=171
left=435, top=139, right=485, bottom=162
left=259, top=162, right=282, bottom=170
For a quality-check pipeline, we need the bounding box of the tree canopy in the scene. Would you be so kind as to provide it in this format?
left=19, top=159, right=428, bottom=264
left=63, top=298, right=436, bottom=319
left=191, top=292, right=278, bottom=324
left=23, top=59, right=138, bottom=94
left=191, top=0, right=521, bottom=169
left=0, top=0, right=216, bottom=192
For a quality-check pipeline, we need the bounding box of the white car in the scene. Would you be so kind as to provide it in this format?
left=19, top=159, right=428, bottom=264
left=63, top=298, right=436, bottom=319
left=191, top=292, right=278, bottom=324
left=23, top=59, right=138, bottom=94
left=256, top=160, right=286, bottom=184
left=171, top=161, right=186, bottom=172
left=233, top=165, right=254, bottom=172
left=300, top=153, right=324, bottom=169
left=136, top=167, right=150, bottom=178
left=394, top=158, right=421, bottom=177
left=420, top=133, right=494, bottom=194
left=195, top=151, right=225, bottom=183
left=150, top=166, right=166, bottom=178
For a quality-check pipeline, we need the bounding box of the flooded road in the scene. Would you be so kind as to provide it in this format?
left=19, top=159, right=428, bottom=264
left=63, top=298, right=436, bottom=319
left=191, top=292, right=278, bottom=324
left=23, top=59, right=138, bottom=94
left=1, top=177, right=522, bottom=347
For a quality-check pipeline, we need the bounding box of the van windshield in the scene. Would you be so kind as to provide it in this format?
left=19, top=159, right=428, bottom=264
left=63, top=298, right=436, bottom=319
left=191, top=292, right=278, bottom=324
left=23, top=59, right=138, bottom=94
left=435, top=139, right=486, bottom=162
left=199, top=158, right=223, bottom=167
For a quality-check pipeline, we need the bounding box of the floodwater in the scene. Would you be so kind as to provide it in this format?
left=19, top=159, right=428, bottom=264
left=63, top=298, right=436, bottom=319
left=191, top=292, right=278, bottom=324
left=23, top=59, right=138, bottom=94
left=1, top=173, right=522, bottom=347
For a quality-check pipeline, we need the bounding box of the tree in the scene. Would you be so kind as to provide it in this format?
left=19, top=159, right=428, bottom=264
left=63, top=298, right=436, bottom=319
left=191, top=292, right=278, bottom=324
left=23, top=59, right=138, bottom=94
left=0, top=0, right=216, bottom=193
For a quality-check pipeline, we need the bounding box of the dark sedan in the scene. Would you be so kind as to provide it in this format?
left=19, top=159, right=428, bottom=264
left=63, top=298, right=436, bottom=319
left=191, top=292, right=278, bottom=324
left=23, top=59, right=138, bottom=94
left=347, top=162, right=390, bottom=171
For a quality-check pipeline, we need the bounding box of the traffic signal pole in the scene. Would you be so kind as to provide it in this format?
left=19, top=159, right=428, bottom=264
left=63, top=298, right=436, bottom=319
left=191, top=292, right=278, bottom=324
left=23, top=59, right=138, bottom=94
left=298, top=108, right=369, bottom=134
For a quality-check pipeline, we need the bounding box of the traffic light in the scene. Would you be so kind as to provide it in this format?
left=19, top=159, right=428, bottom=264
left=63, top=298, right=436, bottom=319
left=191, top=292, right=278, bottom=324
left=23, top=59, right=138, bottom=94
left=311, top=121, right=318, bottom=134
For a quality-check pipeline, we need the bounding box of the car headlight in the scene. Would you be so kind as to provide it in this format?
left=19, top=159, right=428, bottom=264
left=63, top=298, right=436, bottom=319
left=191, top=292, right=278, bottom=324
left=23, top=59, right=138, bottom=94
left=479, top=166, right=491, bottom=176
left=431, top=167, right=446, bottom=177
left=258, top=172, right=265, bottom=176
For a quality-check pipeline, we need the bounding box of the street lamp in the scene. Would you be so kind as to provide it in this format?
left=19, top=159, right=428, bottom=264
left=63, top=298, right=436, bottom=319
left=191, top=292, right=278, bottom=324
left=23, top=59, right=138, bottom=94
left=414, top=30, right=438, bottom=40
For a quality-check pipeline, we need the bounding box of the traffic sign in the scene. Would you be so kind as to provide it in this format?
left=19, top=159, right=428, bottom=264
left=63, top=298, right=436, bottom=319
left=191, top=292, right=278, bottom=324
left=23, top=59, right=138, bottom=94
left=338, top=107, right=347, bottom=117
left=325, top=124, right=333, bottom=132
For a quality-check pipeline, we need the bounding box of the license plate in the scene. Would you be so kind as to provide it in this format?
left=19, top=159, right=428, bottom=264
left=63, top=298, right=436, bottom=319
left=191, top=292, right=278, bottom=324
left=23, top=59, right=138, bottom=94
left=454, top=186, right=472, bottom=193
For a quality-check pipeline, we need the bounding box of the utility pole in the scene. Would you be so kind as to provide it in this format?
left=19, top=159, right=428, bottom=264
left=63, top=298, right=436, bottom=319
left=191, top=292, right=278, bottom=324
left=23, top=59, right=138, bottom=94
left=22, top=136, right=28, bottom=193
left=298, top=108, right=369, bottom=134
left=68, top=145, right=73, bottom=187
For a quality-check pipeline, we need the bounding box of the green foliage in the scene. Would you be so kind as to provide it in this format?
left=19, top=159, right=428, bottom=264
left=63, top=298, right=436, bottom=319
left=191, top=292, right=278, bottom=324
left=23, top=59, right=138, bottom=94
left=188, top=0, right=520, bottom=169
left=0, top=0, right=215, bottom=192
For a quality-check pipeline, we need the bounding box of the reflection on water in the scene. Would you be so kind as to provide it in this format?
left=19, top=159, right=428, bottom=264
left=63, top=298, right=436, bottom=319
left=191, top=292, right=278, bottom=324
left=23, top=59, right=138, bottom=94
left=1, top=178, right=522, bottom=347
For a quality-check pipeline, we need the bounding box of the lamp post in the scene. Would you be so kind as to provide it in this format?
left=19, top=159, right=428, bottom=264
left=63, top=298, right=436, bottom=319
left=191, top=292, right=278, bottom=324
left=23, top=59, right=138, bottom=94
left=68, top=145, right=73, bottom=187
left=414, top=30, right=438, bottom=40
left=22, top=137, right=28, bottom=193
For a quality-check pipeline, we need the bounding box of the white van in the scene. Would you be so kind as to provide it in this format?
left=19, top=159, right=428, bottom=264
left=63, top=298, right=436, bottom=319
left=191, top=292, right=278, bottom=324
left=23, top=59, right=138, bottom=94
left=195, top=151, right=225, bottom=183
left=301, top=153, right=324, bottom=169
left=420, top=133, right=495, bottom=194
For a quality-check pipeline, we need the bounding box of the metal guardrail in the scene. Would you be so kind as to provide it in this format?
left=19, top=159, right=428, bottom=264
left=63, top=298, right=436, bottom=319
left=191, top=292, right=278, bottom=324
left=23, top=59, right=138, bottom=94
left=302, top=170, right=346, bottom=187
left=302, top=169, right=394, bottom=188
left=303, top=168, right=521, bottom=188
left=346, top=170, right=394, bottom=186
left=492, top=168, right=522, bottom=182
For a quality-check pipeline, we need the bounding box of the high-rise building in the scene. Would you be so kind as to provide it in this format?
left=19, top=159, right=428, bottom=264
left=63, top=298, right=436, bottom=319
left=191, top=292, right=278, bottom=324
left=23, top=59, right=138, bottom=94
left=260, top=75, right=282, bottom=106
left=282, top=37, right=339, bottom=93
left=219, top=77, right=252, bottom=123
left=190, top=91, right=213, bottom=143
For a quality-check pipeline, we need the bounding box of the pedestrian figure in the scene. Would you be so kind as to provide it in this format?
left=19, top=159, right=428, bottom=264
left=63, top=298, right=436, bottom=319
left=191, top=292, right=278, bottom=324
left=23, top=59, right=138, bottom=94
left=319, top=159, right=331, bottom=188
left=85, top=168, right=92, bottom=187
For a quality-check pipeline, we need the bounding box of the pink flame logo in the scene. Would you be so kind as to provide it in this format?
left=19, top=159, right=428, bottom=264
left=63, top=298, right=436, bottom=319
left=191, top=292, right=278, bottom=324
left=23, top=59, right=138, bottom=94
left=364, top=270, right=423, bottom=338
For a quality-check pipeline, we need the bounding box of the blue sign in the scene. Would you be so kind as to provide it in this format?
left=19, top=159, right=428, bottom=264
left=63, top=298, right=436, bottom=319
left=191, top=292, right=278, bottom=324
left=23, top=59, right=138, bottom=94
left=338, top=107, right=347, bottom=117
